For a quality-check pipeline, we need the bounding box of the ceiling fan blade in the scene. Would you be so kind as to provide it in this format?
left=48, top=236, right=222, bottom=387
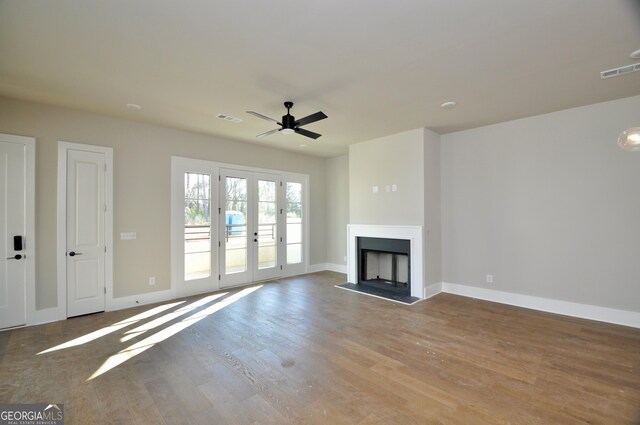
left=256, top=128, right=281, bottom=138
left=295, top=111, right=327, bottom=127
left=246, top=111, right=280, bottom=124
left=295, top=128, right=322, bottom=139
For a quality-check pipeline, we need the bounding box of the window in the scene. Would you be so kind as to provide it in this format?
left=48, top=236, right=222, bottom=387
left=184, top=173, right=211, bottom=280
left=286, top=182, right=303, bottom=265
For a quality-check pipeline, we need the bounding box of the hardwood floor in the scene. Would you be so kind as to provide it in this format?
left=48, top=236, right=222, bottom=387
left=1, top=271, right=639, bottom=424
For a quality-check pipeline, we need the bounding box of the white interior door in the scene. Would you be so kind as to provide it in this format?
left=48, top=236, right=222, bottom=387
left=0, top=140, right=27, bottom=329
left=66, top=149, right=106, bottom=317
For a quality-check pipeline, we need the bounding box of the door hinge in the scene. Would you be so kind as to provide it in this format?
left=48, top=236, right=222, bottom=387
left=104, top=204, right=107, bottom=212
left=218, top=207, right=221, bottom=214
left=218, top=274, right=221, bottom=280
left=218, top=241, right=221, bottom=247
left=280, top=208, right=283, bottom=214
left=104, top=246, right=107, bottom=253
left=219, top=175, right=221, bottom=181
left=104, top=164, right=107, bottom=172
left=280, top=237, right=283, bottom=242
left=280, top=265, right=283, bottom=270
left=104, top=287, right=106, bottom=294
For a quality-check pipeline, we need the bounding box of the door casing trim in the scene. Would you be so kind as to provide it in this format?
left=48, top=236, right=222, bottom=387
left=56, top=142, right=113, bottom=320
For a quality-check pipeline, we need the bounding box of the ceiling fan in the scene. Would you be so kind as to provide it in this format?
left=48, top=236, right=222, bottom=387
left=246, top=101, right=327, bottom=139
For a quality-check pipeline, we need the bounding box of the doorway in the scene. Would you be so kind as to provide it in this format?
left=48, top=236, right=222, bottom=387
left=219, top=169, right=283, bottom=287
left=171, top=157, right=308, bottom=297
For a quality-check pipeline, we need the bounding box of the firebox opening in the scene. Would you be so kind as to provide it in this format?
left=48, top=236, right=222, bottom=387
left=357, top=237, right=410, bottom=295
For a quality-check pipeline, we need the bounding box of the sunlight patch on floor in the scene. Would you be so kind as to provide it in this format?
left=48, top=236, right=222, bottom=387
left=87, top=285, right=263, bottom=381
left=120, top=293, right=227, bottom=342
left=37, top=301, right=185, bottom=355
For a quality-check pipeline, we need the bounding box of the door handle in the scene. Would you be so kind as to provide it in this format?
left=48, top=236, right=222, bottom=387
left=254, top=239, right=258, bottom=242
left=68, top=251, right=83, bottom=257
left=6, top=254, right=23, bottom=260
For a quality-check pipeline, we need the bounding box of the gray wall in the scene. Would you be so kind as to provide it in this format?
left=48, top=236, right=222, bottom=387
left=325, top=155, right=349, bottom=266
left=423, top=129, right=442, bottom=286
left=349, top=128, right=425, bottom=225
left=0, top=97, right=328, bottom=309
left=441, top=95, right=640, bottom=312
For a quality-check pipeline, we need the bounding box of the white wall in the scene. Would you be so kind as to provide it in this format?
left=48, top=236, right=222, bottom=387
left=441, top=95, right=640, bottom=312
left=325, top=155, right=349, bottom=266
left=0, top=97, right=328, bottom=309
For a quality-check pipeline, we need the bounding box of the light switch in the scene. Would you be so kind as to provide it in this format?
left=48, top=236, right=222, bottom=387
left=121, top=232, right=137, bottom=240
left=372, top=186, right=379, bottom=193
left=392, top=184, right=397, bottom=192
left=385, top=185, right=390, bottom=192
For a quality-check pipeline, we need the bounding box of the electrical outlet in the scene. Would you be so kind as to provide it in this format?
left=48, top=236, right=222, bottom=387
left=486, top=274, right=493, bottom=284
left=149, top=277, right=156, bottom=286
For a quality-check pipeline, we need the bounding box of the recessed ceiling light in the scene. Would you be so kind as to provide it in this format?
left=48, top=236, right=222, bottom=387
left=440, top=101, right=457, bottom=109
left=630, top=48, right=640, bottom=59
left=126, top=103, right=142, bottom=110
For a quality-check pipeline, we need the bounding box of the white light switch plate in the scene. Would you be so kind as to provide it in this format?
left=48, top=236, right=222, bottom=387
left=121, top=232, right=137, bottom=240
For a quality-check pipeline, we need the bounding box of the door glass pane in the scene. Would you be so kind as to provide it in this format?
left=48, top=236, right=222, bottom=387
left=286, top=182, right=302, bottom=265
left=225, top=177, right=247, bottom=274
left=257, top=180, right=277, bottom=270
left=184, top=173, right=211, bottom=280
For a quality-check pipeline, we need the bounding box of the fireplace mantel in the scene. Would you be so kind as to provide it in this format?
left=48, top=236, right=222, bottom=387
left=347, top=224, right=424, bottom=298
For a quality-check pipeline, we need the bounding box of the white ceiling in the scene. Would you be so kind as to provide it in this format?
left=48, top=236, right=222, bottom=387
left=1, top=0, right=639, bottom=157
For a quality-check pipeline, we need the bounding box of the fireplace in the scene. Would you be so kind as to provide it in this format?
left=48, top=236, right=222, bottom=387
left=358, top=237, right=410, bottom=295
left=347, top=224, right=424, bottom=298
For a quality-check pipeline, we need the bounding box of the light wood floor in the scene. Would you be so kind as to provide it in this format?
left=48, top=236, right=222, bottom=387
left=1, top=272, right=639, bottom=424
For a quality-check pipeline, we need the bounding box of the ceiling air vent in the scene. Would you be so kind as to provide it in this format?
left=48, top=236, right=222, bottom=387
left=600, top=63, right=640, bottom=79
left=216, top=114, right=242, bottom=123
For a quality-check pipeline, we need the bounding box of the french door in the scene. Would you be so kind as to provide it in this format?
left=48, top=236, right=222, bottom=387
left=172, top=157, right=307, bottom=296
left=219, top=169, right=282, bottom=287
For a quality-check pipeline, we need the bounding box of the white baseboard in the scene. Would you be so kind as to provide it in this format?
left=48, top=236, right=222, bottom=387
left=33, top=307, right=64, bottom=326
left=441, top=282, right=640, bottom=329
left=107, top=288, right=175, bottom=312
left=325, top=263, right=347, bottom=274
left=308, top=263, right=328, bottom=273
left=423, top=282, right=442, bottom=299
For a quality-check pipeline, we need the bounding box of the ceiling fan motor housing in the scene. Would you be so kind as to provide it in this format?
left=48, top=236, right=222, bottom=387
left=282, top=113, right=295, bottom=129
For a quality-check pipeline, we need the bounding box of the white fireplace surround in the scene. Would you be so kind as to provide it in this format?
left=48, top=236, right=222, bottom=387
left=347, top=224, right=424, bottom=298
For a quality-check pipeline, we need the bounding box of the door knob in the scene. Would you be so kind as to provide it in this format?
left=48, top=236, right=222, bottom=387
left=68, top=251, right=83, bottom=257
left=254, top=238, right=258, bottom=242
left=6, top=254, right=22, bottom=260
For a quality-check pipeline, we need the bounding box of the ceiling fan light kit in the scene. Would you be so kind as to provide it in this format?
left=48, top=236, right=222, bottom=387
left=247, top=101, right=328, bottom=140
left=618, top=127, right=640, bottom=151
